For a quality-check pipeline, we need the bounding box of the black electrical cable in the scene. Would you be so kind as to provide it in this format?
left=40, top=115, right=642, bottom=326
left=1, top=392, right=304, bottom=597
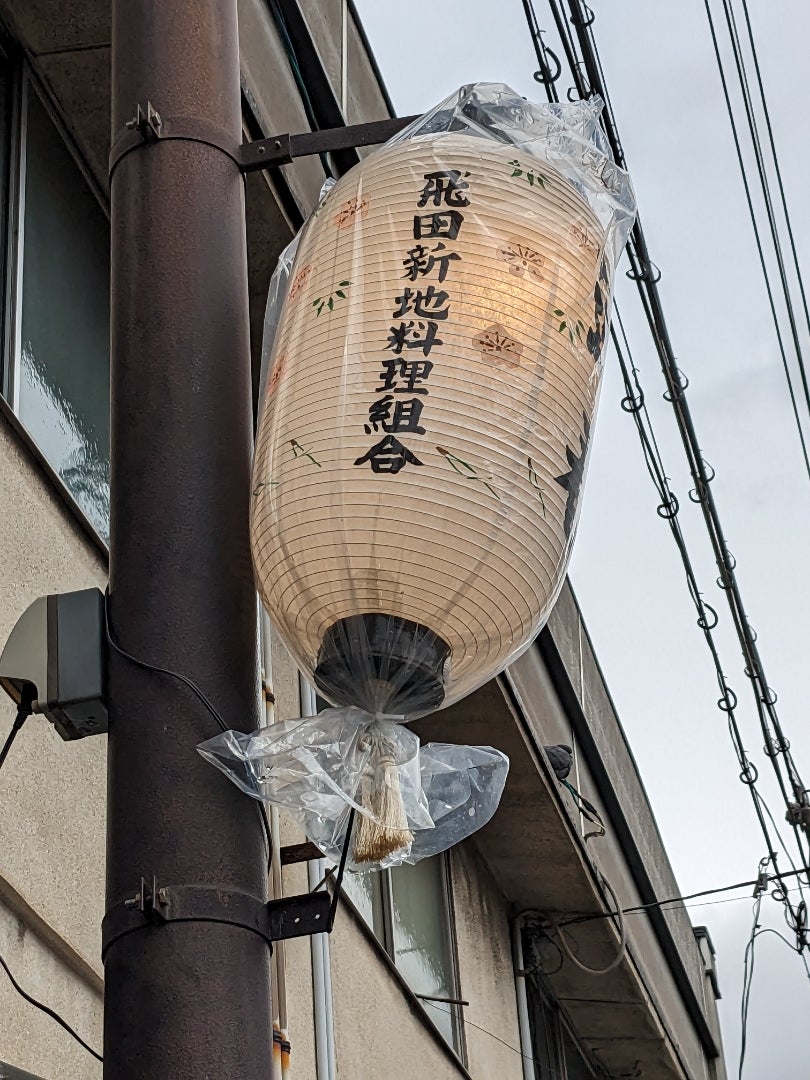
left=327, top=807, right=355, bottom=931
left=0, top=948, right=103, bottom=1063
left=560, top=0, right=810, bottom=880
left=103, top=589, right=274, bottom=871
left=555, top=865, right=810, bottom=930
left=702, top=0, right=810, bottom=484
left=0, top=696, right=33, bottom=775
left=518, top=0, right=809, bottom=931
left=739, top=895, right=762, bottom=1079
left=737, top=0, right=810, bottom=346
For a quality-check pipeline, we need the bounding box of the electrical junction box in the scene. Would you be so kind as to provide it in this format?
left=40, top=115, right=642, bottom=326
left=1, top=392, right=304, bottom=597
left=0, top=587, right=108, bottom=740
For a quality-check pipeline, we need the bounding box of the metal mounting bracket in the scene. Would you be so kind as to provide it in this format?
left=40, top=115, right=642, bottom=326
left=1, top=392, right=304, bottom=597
left=109, top=101, right=243, bottom=179
left=101, top=876, right=332, bottom=961
left=237, top=114, right=418, bottom=174
left=110, top=110, right=418, bottom=180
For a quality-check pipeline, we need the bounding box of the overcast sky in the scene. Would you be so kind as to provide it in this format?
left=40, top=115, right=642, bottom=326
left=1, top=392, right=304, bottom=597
left=353, top=0, right=810, bottom=1073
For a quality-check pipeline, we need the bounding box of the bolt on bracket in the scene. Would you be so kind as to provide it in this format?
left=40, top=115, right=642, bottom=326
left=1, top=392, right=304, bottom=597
left=102, top=876, right=332, bottom=961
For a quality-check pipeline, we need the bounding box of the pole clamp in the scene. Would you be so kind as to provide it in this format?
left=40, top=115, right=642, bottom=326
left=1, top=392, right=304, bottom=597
left=109, top=102, right=243, bottom=179
left=101, top=876, right=332, bottom=961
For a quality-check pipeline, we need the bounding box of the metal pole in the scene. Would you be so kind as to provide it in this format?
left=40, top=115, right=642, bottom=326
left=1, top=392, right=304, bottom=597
left=105, top=0, right=273, bottom=1076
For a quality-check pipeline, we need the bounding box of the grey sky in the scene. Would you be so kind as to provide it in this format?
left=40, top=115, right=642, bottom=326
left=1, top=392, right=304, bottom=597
left=352, top=0, right=810, bottom=1074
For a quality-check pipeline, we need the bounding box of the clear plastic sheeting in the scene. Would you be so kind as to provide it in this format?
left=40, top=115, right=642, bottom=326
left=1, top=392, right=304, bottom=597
left=251, top=82, right=636, bottom=721
left=198, top=711, right=509, bottom=870
left=387, top=83, right=635, bottom=263
left=203, top=82, right=638, bottom=867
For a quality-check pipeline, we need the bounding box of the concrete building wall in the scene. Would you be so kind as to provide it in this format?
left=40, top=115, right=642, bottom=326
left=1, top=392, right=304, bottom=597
left=451, top=843, right=524, bottom=1079
left=0, top=895, right=101, bottom=1080
left=0, top=420, right=105, bottom=1076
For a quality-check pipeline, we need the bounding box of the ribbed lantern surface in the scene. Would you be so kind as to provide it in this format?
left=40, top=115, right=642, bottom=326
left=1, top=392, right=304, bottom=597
left=252, top=130, right=614, bottom=716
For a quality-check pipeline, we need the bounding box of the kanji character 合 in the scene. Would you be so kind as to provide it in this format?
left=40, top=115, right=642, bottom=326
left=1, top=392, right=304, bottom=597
left=364, top=395, right=426, bottom=435
left=413, top=210, right=464, bottom=241
left=385, top=320, right=443, bottom=357
left=376, top=358, right=434, bottom=395
left=392, top=286, right=451, bottom=321
left=354, top=435, right=424, bottom=473
left=417, top=170, right=471, bottom=208
left=401, top=243, right=461, bottom=283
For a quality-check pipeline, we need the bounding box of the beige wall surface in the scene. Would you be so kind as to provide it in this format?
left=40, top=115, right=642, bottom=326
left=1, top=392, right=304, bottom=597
left=0, top=419, right=106, bottom=1075
left=0, top=896, right=102, bottom=1079
left=451, top=843, right=524, bottom=1080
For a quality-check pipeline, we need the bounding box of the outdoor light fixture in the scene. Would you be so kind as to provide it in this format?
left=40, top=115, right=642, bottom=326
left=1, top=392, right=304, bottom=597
left=201, top=84, right=635, bottom=868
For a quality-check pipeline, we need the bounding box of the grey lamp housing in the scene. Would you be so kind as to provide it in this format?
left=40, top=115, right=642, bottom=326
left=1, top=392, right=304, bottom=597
left=0, top=588, right=108, bottom=740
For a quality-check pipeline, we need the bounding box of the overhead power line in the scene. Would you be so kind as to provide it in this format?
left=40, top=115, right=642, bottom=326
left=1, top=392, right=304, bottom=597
left=556, top=0, right=810, bottom=880
left=517, top=0, right=810, bottom=943
left=703, top=0, right=810, bottom=484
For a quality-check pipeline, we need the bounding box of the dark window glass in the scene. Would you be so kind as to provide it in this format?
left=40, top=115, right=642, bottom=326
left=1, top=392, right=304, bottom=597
left=17, top=83, right=110, bottom=539
left=528, top=985, right=563, bottom=1079
left=561, top=1024, right=598, bottom=1079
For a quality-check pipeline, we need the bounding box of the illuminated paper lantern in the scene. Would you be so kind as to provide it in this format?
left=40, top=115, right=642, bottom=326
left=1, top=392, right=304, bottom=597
left=252, top=84, right=635, bottom=721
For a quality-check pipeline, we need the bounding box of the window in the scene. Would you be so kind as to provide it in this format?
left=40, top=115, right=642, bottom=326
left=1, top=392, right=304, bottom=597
left=526, top=970, right=605, bottom=1080
left=343, top=856, right=464, bottom=1054
left=1, top=62, right=110, bottom=541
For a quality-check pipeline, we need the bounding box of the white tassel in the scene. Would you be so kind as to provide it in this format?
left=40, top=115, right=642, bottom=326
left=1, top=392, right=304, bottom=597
left=353, top=727, right=413, bottom=864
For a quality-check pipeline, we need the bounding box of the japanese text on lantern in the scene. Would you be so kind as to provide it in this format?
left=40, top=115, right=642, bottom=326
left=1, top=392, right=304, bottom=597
left=354, top=169, right=470, bottom=474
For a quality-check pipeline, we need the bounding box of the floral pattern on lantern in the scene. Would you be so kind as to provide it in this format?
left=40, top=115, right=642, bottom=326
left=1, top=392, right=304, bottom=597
left=267, top=352, right=286, bottom=395
left=334, top=196, right=370, bottom=229
left=497, top=238, right=546, bottom=280
left=474, top=323, right=524, bottom=366
left=288, top=263, right=313, bottom=300
left=568, top=220, right=601, bottom=256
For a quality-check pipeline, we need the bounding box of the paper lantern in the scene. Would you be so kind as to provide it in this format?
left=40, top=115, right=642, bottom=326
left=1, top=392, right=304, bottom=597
left=252, top=84, right=634, bottom=721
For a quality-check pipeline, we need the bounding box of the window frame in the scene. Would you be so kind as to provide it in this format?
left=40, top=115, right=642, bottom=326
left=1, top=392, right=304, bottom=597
left=377, top=851, right=466, bottom=1058
left=526, top=964, right=609, bottom=1080
left=0, top=52, right=111, bottom=555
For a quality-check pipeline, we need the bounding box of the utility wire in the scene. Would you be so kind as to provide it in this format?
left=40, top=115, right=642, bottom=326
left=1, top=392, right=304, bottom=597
left=0, top=697, right=33, bottom=775
left=422, top=998, right=566, bottom=1077
left=558, top=0, right=810, bottom=880
left=702, top=0, right=810, bottom=483
left=555, top=866, right=808, bottom=929
left=519, top=0, right=807, bottom=925
left=103, top=589, right=274, bottom=870
left=0, top=948, right=102, bottom=1062
left=736, top=0, right=810, bottom=346
left=609, top=307, right=786, bottom=879
left=739, top=895, right=762, bottom=1078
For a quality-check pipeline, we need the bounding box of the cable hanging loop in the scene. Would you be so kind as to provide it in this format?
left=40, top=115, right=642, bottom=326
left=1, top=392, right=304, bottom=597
left=689, top=460, right=717, bottom=503
left=656, top=492, right=680, bottom=519
left=662, top=367, right=690, bottom=402
left=626, top=260, right=661, bottom=284
left=697, top=602, right=719, bottom=632
left=532, top=47, right=562, bottom=86
left=571, top=2, right=596, bottom=28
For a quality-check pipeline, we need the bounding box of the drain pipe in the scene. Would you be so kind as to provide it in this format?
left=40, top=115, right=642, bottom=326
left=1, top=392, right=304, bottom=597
left=308, top=858, right=338, bottom=1080
left=511, top=914, right=536, bottom=1080
left=301, top=678, right=338, bottom=1080
left=261, top=611, right=290, bottom=1080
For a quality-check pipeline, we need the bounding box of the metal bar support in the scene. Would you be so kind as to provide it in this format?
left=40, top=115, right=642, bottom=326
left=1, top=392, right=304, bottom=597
left=238, top=114, right=418, bottom=173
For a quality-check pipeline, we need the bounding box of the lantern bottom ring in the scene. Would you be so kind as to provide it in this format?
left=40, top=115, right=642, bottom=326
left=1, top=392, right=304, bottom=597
left=313, top=613, right=451, bottom=718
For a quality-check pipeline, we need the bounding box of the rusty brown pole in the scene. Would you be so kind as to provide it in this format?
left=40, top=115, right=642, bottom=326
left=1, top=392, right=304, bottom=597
left=105, top=1, right=272, bottom=1076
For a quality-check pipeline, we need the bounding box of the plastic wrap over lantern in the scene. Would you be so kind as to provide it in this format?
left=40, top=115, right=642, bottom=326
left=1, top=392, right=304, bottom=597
left=251, top=84, right=635, bottom=720
left=199, top=84, right=635, bottom=870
